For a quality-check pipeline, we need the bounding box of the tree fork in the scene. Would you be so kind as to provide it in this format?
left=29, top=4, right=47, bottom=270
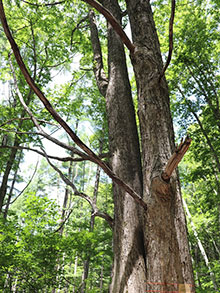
left=83, top=0, right=135, bottom=53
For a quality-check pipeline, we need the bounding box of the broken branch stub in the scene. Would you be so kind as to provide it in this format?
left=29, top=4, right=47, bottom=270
left=162, top=136, right=192, bottom=182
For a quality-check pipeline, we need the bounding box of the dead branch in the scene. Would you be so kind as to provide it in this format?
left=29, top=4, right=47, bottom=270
left=160, top=0, right=176, bottom=80
left=84, top=0, right=135, bottom=53
left=161, top=135, right=192, bottom=181
left=42, top=148, right=114, bottom=228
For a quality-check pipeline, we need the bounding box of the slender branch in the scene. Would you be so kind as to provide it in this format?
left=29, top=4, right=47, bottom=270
left=70, top=14, right=89, bottom=49
left=42, top=148, right=113, bottom=227
left=0, top=145, right=87, bottom=162
left=55, top=205, right=113, bottom=232
left=30, top=20, right=37, bottom=80
left=0, top=0, right=147, bottom=209
left=160, top=0, right=176, bottom=80
left=0, top=144, right=109, bottom=162
left=193, top=112, right=220, bottom=172
left=177, top=86, right=220, bottom=173
left=0, top=128, right=93, bottom=162
left=8, top=160, right=39, bottom=205
left=161, top=135, right=192, bottom=181
left=83, top=0, right=135, bottom=53
left=5, top=61, right=93, bottom=161
left=0, top=117, right=58, bottom=128
left=43, top=148, right=94, bottom=205
left=21, top=0, right=67, bottom=7
left=186, top=63, right=220, bottom=131
left=9, top=54, right=42, bottom=132
left=54, top=208, right=74, bottom=233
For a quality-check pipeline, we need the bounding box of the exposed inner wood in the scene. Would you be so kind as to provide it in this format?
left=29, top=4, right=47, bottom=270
left=162, top=136, right=192, bottom=182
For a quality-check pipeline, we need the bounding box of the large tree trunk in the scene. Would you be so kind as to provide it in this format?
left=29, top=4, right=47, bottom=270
left=126, top=0, right=195, bottom=291
left=90, top=1, right=146, bottom=291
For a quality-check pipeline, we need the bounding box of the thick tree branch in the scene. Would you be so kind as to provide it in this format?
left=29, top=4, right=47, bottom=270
left=84, top=0, right=135, bottom=53
left=161, top=135, right=192, bottom=181
left=0, top=0, right=147, bottom=210
left=160, top=0, right=176, bottom=80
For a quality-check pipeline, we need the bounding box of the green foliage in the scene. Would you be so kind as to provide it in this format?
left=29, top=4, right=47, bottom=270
left=0, top=192, right=112, bottom=292
left=0, top=195, right=61, bottom=291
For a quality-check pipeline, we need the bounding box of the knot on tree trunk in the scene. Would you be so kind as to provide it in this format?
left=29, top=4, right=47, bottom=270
left=151, top=175, right=172, bottom=202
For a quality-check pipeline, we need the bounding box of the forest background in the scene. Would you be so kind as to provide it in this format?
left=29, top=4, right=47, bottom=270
left=0, top=0, right=219, bottom=292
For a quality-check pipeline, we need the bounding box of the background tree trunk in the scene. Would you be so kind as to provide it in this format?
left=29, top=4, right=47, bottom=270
left=183, top=198, right=218, bottom=291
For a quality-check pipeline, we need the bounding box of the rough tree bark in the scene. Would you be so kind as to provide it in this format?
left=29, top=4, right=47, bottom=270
left=125, top=0, right=195, bottom=291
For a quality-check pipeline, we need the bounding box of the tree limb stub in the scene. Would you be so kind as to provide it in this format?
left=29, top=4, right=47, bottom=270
left=0, top=0, right=147, bottom=210
left=83, top=0, right=135, bottom=54
left=162, top=135, right=192, bottom=182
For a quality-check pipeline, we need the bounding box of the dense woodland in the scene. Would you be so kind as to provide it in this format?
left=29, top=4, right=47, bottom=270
left=0, top=0, right=219, bottom=292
